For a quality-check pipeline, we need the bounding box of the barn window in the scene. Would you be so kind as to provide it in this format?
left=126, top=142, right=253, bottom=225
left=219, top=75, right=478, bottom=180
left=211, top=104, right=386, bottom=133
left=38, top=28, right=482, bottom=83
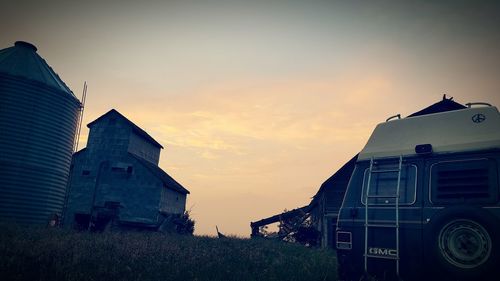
left=361, top=163, right=417, bottom=205
left=430, top=158, right=498, bottom=204
left=111, top=167, right=125, bottom=172
left=111, top=162, right=133, bottom=174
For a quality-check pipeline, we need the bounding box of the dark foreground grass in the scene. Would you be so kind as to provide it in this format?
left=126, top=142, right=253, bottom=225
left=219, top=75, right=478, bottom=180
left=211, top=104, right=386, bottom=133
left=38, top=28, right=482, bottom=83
left=0, top=224, right=337, bottom=281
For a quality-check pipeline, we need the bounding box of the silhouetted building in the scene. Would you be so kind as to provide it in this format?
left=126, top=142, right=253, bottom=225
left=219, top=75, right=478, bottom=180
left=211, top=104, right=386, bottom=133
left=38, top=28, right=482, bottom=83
left=0, top=41, right=81, bottom=225
left=308, top=155, right=358, bottom=247
left=63, top=109, right=189, bottom=230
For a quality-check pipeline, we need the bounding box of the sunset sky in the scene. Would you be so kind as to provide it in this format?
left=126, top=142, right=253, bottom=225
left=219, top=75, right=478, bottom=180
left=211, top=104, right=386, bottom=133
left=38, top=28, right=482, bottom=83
left=2, top=0, right=500, bottom=236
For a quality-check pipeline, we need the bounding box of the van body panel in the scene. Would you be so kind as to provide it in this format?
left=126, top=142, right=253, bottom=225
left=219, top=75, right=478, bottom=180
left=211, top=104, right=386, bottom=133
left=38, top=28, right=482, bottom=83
left=337, top=149, right=500, bottom=280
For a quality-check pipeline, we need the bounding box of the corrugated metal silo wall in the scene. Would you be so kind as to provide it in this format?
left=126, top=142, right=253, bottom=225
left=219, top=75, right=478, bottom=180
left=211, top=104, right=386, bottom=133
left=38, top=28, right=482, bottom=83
left=0, top=73, right=80, bottom=225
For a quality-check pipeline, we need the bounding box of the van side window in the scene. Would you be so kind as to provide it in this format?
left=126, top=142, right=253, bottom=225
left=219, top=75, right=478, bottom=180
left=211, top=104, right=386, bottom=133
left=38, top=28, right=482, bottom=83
left=430, top=159, right=498, bottom=204
left=361, top=164, right=417, bottom=205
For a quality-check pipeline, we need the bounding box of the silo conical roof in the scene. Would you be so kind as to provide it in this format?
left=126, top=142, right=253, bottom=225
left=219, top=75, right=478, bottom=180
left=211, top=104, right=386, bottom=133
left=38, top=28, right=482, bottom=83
left=0, top=41, right=75, bottom=97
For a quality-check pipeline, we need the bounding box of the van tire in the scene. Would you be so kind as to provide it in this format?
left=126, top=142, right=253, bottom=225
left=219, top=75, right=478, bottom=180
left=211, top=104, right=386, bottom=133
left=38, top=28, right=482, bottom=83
left=425, top=207, right=499, bottom=280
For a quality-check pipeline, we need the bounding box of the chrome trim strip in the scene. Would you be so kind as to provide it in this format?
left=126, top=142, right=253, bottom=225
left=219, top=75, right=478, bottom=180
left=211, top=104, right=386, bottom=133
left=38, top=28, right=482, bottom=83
left=349, top=219, right=422, bottom=224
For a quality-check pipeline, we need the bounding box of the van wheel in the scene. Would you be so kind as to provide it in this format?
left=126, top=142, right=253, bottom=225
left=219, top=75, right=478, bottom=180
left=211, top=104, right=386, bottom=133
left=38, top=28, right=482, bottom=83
left=438, top=219, right=491, bottom=269
left=426, top=208, right=499, bottom=280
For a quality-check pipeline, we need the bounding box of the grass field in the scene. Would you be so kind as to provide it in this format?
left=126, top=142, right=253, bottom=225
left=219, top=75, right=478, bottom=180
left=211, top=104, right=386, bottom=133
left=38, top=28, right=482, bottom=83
left=0, top=224, right=338, bottom=281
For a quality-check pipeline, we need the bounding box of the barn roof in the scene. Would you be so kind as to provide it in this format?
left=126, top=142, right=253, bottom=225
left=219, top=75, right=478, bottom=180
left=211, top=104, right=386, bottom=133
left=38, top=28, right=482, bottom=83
left=309, top=154, right=358, bottom=207
left=88, top=109, right=164, bottom=149
left=0, top=41, right=74, bottom=96
left=130, top=153, right=190, bottom=194
left=407, top=96, right=466, bottom=117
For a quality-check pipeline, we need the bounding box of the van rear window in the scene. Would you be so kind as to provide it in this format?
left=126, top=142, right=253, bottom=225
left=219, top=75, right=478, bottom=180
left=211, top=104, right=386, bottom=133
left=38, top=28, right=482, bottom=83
left=361, top=164, right=417, bottom=205
left=430, top=159, right=498, bottom=204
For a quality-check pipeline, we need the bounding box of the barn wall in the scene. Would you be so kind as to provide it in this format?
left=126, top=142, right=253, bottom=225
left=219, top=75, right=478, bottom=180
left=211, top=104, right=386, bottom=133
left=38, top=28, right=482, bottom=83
left=64, top=153, right=164, bottom=226
left=324, top=179, right=348, bottom=213
left=96, top=156, right=162, bottom=223
left=128, top=132, right=161, bottom=165
left=63, top=152, right=95, bottom=226
left=160, top=187, right=186, bottom=215
left=310, top=192, right=340, bottom=249
left=86, top=117, right=131, bottom=159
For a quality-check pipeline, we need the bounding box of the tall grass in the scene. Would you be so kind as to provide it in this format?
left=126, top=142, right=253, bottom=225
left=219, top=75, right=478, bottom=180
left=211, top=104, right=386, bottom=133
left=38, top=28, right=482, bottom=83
left=0, top=224, right=337, bottom=281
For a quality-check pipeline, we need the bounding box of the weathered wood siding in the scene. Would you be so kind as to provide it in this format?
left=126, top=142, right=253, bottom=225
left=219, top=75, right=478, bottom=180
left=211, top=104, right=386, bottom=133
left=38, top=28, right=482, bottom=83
left=128, top=131, right=161, bottom=165
left=86, top=116, right=131, bottom=159
left=160, top=187, right=186, bottom=214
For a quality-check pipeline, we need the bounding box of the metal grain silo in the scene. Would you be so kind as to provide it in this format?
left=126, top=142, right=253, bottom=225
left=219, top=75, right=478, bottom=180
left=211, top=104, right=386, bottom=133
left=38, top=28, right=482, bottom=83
left=0, top=41, right=81, bottom=225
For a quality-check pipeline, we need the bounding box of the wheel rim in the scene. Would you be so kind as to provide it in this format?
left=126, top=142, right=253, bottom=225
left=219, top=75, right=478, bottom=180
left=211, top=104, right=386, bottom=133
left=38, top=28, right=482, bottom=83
left=438, top=219, right=491, bottom=269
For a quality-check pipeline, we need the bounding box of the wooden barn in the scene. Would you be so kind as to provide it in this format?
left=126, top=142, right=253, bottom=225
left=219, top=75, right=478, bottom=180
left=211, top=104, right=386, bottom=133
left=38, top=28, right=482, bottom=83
left=251, top=96, right=467, bottom=248
left=308, top=155, right=358, bottom=248
left=63, top=109, right=189, bottom=231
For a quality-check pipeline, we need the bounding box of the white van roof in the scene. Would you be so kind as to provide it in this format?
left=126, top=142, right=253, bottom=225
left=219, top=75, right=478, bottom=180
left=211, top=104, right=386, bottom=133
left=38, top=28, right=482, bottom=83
left=358, top=106, right=500, bottom=161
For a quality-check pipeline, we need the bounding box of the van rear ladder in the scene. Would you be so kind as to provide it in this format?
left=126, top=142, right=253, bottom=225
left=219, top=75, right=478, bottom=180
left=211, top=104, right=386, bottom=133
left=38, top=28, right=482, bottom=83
left=364, top=155, right=403, bottom=277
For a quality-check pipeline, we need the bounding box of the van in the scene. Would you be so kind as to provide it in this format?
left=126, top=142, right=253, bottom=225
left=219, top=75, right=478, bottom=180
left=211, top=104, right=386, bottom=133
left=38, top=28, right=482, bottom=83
left=336, top=103, right=500, bottom=280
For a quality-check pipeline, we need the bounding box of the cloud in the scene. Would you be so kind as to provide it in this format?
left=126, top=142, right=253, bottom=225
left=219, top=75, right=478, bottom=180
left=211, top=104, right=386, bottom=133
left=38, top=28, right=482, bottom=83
left=137, top=74, right=393, bottom=151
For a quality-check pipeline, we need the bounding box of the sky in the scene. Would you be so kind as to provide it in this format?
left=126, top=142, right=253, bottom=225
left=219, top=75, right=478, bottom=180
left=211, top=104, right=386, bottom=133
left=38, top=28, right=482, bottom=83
left=2, top=0, right=500, bottom=236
